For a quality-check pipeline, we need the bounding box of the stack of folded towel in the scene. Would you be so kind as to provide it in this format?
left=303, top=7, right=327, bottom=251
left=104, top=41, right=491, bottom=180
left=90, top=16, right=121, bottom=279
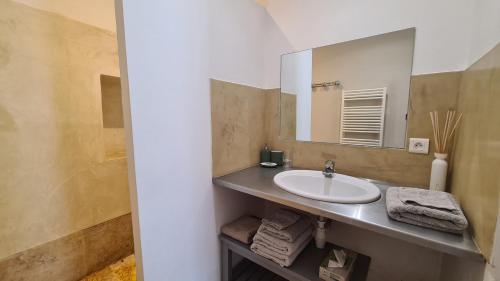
left=250, top=209, right=313, bottom=267
left=386, top=187, right=468, bottom=234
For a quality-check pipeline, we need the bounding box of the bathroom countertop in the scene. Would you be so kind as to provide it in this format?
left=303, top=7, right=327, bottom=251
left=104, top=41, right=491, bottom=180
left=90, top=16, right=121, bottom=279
left=213, top=166, right=484, bottom=262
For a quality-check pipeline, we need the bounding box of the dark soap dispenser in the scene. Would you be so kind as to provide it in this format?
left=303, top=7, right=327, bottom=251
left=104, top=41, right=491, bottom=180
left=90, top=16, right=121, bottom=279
left=260, top=145, right=271, bottom=163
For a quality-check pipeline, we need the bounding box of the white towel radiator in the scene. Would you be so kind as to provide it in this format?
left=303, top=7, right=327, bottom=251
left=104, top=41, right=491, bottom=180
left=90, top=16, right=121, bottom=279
left=340, top=88, right=387, bottom=147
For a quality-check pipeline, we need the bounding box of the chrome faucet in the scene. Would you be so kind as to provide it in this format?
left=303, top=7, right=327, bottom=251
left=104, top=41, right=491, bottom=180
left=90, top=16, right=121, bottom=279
left=323, top=160, right=335, bottom=178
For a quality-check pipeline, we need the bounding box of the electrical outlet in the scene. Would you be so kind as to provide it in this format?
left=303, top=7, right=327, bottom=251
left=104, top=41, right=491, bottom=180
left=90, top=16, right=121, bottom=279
left=409, top=138, right=429, bottom=154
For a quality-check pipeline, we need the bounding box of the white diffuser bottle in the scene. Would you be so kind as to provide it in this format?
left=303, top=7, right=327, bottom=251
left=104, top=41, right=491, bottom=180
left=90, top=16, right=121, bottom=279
left=315, top=217, right=327, bottom=249
left=429, top=153, right=448, bottom=191
left=429, top=110, right=462, bottom=192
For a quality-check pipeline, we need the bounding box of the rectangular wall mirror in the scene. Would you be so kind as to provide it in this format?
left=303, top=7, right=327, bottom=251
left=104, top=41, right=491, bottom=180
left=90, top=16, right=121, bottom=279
left=280, top=28, right=415, bottom=148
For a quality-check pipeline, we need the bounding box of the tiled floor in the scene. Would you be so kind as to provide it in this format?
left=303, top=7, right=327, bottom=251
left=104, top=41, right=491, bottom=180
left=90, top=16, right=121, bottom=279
left=81, top=255, right=136, bottom=281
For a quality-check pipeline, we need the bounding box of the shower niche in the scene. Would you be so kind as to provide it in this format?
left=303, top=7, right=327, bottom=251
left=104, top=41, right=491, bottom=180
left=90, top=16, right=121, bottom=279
left=100, top=74, right=126, bottom=160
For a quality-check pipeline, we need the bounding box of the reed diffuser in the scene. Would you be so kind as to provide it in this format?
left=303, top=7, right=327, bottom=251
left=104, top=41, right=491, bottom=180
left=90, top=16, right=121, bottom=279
left=429, top=110, right=462, bottom=191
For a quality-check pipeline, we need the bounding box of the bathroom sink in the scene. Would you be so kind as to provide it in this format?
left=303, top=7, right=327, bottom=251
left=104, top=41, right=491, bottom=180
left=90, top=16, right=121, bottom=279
left=273, top=170, right=381, bottom=203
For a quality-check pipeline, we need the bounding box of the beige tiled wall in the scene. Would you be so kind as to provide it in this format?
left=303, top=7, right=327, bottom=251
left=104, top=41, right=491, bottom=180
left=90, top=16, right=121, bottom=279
left=211, top=80, right=269, bottom=177
left=211, top=72, right=461, bottom=186
left=0, top=1, right=130, bottom=259
left=0, top=214, right=134, bottom=281
left=279, top=93, right=296, bottom=140
left=451, top=43, right=500, bottom=260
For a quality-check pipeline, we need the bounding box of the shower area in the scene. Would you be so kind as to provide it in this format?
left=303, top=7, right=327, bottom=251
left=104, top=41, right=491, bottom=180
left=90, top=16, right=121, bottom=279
left=0, top=1, right=135, bottom=280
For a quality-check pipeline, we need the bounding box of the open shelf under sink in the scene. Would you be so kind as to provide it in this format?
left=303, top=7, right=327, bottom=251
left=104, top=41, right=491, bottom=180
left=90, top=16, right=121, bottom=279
left=221, top=234, right=371, bottom=281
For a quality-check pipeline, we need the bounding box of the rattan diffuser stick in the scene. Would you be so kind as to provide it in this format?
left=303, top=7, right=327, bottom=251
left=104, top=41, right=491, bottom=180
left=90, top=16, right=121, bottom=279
left=429, top=110, right=462, bottom=153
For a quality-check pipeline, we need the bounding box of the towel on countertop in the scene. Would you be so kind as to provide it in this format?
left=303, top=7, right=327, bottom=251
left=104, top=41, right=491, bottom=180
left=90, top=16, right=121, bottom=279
left=250, top=235, right=312, bottom=267
left=221, top=215, right=261, bottom=244
left=261, top=209, right=301, bottom=230
left=386, top=187, right=468, bottom=234
left=260, top=215, right=312, bottom=242
left=253, top=226, right=313, bottom=256
left=398, top=187, right=458, bottom=211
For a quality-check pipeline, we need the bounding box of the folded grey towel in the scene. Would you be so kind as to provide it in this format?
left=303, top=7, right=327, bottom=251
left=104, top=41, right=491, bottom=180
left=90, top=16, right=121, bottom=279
left=260, top=216, right=311, bottom=242
left=398, top=188, right=458, bottom=211
left=250, top=235, right=311, bottom=267
left=262, top=209, right=301, bottom=230
left=221, top=215, right=261, bottom=244
left=253, top=226, right=313, bottom=256
left=386, top=187, right=468, bottom=234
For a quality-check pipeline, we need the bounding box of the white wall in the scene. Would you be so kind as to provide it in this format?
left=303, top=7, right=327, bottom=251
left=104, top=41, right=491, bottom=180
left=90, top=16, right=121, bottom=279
left=265, top=0, right=483, bottom=75
left=13, top=0, right=116, bottom=31
left=116, top=0, right=292, bottom=280
left=209, top=0, right=292, bottom=89
left=281, top=50, right=312, bottom=141
left=263, top=19, right=295, bottom=89
left=467, top=0, right=500, bottom=66
left=117, top=1, right=217, bottom=280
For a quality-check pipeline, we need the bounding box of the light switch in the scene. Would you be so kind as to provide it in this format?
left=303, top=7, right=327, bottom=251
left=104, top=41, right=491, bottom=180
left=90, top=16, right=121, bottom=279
left=408, top=138, right=429, bottom=154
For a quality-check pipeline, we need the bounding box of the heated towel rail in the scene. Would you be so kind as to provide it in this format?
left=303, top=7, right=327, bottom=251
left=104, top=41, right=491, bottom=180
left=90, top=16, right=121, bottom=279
left=340, top=88, right=387, bottom=147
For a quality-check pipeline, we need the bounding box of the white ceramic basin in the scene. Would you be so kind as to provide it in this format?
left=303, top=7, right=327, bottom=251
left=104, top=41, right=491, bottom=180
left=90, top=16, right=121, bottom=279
left=273, top=170, right=381, bottom=203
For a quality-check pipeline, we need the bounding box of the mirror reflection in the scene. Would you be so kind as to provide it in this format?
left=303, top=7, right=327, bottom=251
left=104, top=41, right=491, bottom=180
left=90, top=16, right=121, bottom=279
left=280, top=28, right=415, bottom=148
